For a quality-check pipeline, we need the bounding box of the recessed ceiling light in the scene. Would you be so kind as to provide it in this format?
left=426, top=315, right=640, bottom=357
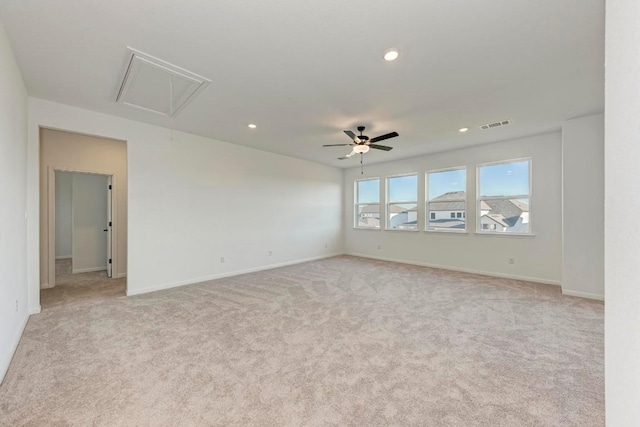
left=459, top=127, right=469, bottom=133
left=383, top=49, right=399, bottom=62
left=248, top=123, right=257, bottom=129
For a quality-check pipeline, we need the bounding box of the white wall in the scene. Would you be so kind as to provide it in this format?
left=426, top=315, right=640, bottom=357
left=72, top=173, right=108, bottom=273
left=54, top=171, right=72, bottom=258
left=562, top=114, right=604, bottom=300
left=27, top=98, right=344, bottom=303
left=0, top=18, right=29, bottom=383
left=344, top=132, right=562, bottom=285
left=605, top=0, right=640, bottom=424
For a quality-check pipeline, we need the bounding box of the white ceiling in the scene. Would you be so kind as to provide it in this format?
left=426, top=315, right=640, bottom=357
left=0, top=0, right=604, bottom=168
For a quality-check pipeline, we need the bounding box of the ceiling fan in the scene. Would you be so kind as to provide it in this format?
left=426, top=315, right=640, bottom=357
left=323, top=126, right=398, bottom=160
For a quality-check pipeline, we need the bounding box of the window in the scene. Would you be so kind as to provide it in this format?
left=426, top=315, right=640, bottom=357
left=477, top=159, right=531, bottom=234
left=355, top=178, right=380, bottom=228
left=427, top=168, right=466, bottom=231
left=387, top=174, right=418, bottom=230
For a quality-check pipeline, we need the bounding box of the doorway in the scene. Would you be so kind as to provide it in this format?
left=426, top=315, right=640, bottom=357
left=53, top=171, right=113, bottom=283
left=39, top=127, right=128, bottom=303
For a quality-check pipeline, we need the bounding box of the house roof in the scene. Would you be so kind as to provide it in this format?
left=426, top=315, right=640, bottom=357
left=360, top=204, right=408, bottom=214
left=482, top=199, right=528, bottom=226
left=428, top=191, right=465, bottom=211
left=510, top=199, right=530, bottom=212
left=430, top=191, right=465, bottom=202
left=429, top=201, right=465, bottom=211
left=428, top=219, right=466, bottom=229
left=482, top=213, right=510, bottom=227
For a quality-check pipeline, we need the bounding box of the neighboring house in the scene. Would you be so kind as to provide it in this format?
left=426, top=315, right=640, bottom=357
left=360, top=204, right=381, bottom=218
left=428, top=191, right=467, bottom=229
left=406, top=206, right=418, bottom=224
left=359, top=204, right=417, bottom=228
left=480, top=199, right=529, bottom=232
left=428, top=191, right=466, bottom=221
left=479, top=200, right=492, bottom=216
left=358, top=204, right=381, bottom=227
left=389, top=204, right=417, bottom=229
left=428, top=191, right=529, bottom=232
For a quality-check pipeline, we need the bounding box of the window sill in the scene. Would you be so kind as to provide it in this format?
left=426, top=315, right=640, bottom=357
left=385, top=228, right=420, bottom=232
left=353, top=227, right=381, bottom=231
left=425, top=229, right=469, bottom=235
left=474, top=232, right=535, bottom=238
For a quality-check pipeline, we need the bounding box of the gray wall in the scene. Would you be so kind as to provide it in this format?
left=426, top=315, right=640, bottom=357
left=562, top=114, right=604, bottom=299
left=0, top=17, right=29, bottom=384
left=54, top=171, right=73, bottom=258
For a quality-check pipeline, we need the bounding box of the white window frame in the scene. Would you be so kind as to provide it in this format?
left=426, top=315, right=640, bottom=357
left=425, top=166, right=467, bottom=233
left=354, top=177, right=381, bottom=229
left=476, top=158, right=533, bottom=236
left=386, top=172, right=419, bottom=231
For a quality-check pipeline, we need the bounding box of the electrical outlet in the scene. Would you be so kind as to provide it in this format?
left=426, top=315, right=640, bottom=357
left=15, top=300, right=18, bottom=312
left=324, top=244, right=328, bottom=249
left=509, top=258, right=515, bottom=264
left=268, top=250, right=272, bottom=256
left=377, top=245, right=381, bottom=250
left=220, top=257, right=225, bottom=263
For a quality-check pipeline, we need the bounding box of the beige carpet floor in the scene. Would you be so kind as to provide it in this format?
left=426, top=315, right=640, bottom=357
left=0, top=256, right=603, bottom=426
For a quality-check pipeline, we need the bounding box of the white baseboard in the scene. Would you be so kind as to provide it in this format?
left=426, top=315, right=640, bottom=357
left=40, top=282, right=53, bottom=289
left=561, top=289, right=604, bottom=301
left=114, top=273, right=127, bottom=279
left=55, top=255, right=72, bottom=260
left=346, top=252, right=562, bottom=286
left=127, top=253, right=343, bottom=296
left=72, top=266, right=107, bottom=274
left=0, top=312, right=30, bottom=385
left=29, top=305, right=41, bottom=314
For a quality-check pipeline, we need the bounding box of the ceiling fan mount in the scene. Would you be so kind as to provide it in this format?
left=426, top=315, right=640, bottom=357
left=356, top=126, right=370, bottom=141
left=322, top=125, right=399, bottom=160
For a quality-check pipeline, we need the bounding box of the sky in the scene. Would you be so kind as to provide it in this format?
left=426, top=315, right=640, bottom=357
left=478, top=160, right=529, bottom=197
left=428, top=169, right=465, bottom=200
left=357, top=160, right=530, bottom=202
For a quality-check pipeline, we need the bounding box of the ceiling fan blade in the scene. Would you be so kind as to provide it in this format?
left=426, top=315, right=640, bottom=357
left=323, top=144, right=352, bottom=147
left=369, top=132, right=399, bottom=143
left=337, top=156, right=350, bottom=160
left=369, top=144, right=393, bottom=151
left=344, top=130, right=361, bottom=143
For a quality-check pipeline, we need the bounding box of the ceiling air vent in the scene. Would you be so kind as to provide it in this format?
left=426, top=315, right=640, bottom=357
left=480, top=119, right=511, bottom=130
left=116, top=48, right=211, bottom=117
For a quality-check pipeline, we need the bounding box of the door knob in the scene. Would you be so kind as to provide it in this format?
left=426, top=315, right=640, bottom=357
left=103, top=229, right=108, bottom=232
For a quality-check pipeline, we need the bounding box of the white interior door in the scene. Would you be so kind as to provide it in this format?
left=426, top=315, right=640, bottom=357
left=71, top=173, right=109, bottom=274
left=107, top=176, right=113, bottom=278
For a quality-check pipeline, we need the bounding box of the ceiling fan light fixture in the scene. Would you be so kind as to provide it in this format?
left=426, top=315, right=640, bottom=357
left=383, top=49, right=400, bottom=61
left=353, top=145, right=370, bottom=154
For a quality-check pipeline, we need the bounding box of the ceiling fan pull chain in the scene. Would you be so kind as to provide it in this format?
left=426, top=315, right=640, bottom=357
left=360, top=153, right=364, bottom=175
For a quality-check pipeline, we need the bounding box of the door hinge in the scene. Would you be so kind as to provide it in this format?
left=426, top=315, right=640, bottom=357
left=109, top=259, right=112, bottom=264
left=109, top=221, right=112, bottom=227
left=108, top=184, right=112, bottom=190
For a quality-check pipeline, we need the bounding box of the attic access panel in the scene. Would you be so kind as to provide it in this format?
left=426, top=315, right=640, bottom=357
left=116, top=49, right=210, bottom=117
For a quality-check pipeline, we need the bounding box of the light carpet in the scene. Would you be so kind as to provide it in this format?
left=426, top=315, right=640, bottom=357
left=0, top=256, right=604, bottom=426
